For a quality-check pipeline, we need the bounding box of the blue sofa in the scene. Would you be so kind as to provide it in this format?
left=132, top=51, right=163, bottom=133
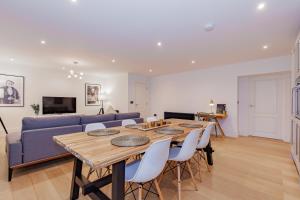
left=6, top=112, right=143, bottom=181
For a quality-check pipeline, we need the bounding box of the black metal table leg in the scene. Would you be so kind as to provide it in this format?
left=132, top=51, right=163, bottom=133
left=112, top=160, right=125, bottom=200
left=70, top=157, right=83, bottom=200
left=204, top=141, right=214, bottom=166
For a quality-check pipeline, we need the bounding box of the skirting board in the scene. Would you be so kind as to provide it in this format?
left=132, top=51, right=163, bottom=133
left=291, top=147, right=300, bottom=181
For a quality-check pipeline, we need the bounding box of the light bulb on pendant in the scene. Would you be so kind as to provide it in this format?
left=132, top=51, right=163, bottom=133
left=209, top=99, right=215, bottom=113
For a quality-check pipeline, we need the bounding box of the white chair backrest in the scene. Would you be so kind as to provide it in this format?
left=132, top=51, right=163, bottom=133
left=146, top=116, right=158, bottom=122
left=85, top=123, right=106, bottom=132
left=173, top=129, right=201, bottom=161
left=122, top=119, right=137, bottom=126
left=129, top=138, right=172, bottom=183
left=197, top=122, right=214, bottom=149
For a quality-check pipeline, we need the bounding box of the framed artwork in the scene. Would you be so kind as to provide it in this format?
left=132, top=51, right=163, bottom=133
left=216, top=104, right=226, bottom=114
left=85, top=83, right=101, bottom=106
left=0, top=74, right=24, bottom=107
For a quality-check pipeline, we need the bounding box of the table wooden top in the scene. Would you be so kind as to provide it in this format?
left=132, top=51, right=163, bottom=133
left=213, top=113, right=227, bottom=119
left=53, top=119, right=208, bottom=169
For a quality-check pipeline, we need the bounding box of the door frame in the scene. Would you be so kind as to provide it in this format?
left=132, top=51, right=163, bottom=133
left=134, top=82, right=149, bottom=118
left=237, top=71, right=291, bottom=142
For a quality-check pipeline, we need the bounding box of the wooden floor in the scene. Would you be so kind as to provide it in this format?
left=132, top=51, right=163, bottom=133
left=1, top=135, right=300, bottom=200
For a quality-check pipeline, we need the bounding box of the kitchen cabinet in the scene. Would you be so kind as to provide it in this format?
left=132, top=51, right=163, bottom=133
left=291, top=118, right=300, bottom=175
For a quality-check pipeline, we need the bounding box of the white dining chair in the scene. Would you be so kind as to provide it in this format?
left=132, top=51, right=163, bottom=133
left=167, top=129, right=201, bottom=200
left=122, top=119, right=137, bottom=126
left=125, top=138, right=172, bottom=200
left=84, top=123, right=108, bottom=180
left=146, top=116, right=158, bottom=122
left=195, top=122, right=215, bottom=180
left=85, top=122, right=106, bottom=132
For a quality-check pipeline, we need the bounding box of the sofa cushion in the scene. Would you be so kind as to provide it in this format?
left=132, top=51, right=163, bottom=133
left=6, top=132, right=23, bottom=167
left=22, top=115, right=81, bottom=131
left=80, top=114, right=116, bottom=124
left=116, top=112, right=140, bottom=120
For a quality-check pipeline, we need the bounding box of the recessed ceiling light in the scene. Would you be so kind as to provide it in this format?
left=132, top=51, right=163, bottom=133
left=62, top=66, right=66, bottom=70
left=67, top=75, right=72, bottom=79
left=71, top=0, right=77, bottom=3
left=204, top=23, right=215, bottom=32
left=40, top=40, right=46, bottom=45
left=149, top=69, right=153, bottom=73
left=112, top=59, right=116, bottom=63
left=10, top=58, right=14, bottom=62
left=79, top=72, right=84, bottom=76
left=257, top=2, right=266, bottom=10
left=74, top=74, right=78, bottom=78
left=262, top=45, right=268, bottom=50
left=70, top=70, right=74, bottom=75
left=79, top=77, right=82, bottom=80
left=157, top=42, right=162, bottom=47
left=191, top=60, right=196, bottom=64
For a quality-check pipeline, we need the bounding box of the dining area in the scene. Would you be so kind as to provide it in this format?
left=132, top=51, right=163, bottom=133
left=53, top=118, right=214, bottom=200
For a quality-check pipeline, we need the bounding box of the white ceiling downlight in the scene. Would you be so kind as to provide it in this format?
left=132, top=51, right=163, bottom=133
left=257, top=2, right=266, bottom=10
left=40, top=40, right=46, bottom=45
left=262, top=45, right=269, bottom=49
left=157, top=42, right=162, bottom=47
left=204, top=23, right=215, bottom=32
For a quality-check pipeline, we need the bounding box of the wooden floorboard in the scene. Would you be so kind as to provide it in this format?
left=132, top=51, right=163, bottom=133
left=1, top=135, right=299, bottom=200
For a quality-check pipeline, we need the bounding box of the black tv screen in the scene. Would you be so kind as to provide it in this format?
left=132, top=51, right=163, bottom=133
left=43, top=97, right=76, bottom=114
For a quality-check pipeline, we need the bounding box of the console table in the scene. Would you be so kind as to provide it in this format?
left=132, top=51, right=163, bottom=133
left=196, top=113, right=227, bottom=137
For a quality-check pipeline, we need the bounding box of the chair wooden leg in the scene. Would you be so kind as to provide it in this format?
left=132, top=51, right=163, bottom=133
left=197, top=152, right=202, bottom=182
left=138, top=184, right=143, bottom=200
left=187, top=161, right=198, bottom=191
left=154, top=179, right=164, bottom=200
left=96, top=168, right=102, bottom=178
left=177, top=163, right=182, bottom=200
left=87, top=168, right=93, bottom=180
left=201, top=149, right=211, bottom=172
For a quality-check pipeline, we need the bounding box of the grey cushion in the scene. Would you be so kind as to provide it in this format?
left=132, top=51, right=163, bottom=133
left=22, top=125, right=82, bottom=163
left=116, top=112, right=140, bottom=120
left=22, top=115, right=81, bottom=131
left=6, top=132, right=22, bottom=167
left=80, top=114, right=116, bottom=124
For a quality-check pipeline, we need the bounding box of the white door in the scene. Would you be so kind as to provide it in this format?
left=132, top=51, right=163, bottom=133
left=249, top=75, right=282, bottom=139
left=134, top=83, right=148, bottom=117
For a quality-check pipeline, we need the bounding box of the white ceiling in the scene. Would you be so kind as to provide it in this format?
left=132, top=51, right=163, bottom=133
left=0, top=0, right=299, bottom=76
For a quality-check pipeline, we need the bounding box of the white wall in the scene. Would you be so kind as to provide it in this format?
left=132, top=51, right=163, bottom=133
left=149, top=56, right=291, bottom=137
left=0, top=65, right=128, bottom=133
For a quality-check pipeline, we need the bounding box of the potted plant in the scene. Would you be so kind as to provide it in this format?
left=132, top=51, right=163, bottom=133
left=30, top=104, right=40, bottom=116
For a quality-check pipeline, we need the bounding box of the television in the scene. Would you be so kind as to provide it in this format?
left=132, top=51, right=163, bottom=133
left=42, top=97, right=76, bottom=114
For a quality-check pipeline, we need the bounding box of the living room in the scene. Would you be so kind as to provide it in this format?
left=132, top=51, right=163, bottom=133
left=1, top=1, right=300, bottom=200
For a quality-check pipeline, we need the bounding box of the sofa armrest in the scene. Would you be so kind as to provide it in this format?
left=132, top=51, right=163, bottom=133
left=6, top=133, right=23, bottom=167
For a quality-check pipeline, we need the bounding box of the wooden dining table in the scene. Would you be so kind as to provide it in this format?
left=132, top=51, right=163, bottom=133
left=53, top=119, right=209, bottom=200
